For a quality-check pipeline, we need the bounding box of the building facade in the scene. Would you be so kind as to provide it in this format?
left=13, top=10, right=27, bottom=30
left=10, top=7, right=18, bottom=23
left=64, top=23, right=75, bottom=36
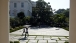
left=9, top=0, right=36, bottom=17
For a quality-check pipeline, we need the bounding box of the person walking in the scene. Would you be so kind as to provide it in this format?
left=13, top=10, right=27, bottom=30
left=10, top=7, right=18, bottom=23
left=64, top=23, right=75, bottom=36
left=22, top=28, right=25, bottom=36
left=25, top=27, right=29, bottom=37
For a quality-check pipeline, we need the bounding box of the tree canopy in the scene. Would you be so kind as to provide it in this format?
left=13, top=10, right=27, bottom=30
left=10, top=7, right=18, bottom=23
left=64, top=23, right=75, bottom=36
left=55, top=8, right=69, bottom=17
left=32, top=0, right=53, bottom=25
left=17, top=12, right=25, bottom=19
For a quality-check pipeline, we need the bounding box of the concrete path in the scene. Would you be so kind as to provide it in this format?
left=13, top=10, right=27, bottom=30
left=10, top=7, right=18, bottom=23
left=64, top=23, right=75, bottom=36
left=9, top=27, right=69, bottom=43
left=10, top=27, right=69, bottom=36
left=9, top=35, right=69, bottom=43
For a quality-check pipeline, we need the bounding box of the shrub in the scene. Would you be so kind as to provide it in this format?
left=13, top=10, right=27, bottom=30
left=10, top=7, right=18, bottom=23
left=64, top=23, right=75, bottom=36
left=19, top=26, right=23, bottom=29
left=65, top=41, right=69, bottom=43
left=63, top=27, right=69, bottom=31
left=15, top=27, right=20, bottom=30
left=10, top=41, right=13, bottom=43
left=10, top=26, right=23, bottom=33
left=10, top=28, right=14, bottom=33
left=14, top=41, right=20, bottom=43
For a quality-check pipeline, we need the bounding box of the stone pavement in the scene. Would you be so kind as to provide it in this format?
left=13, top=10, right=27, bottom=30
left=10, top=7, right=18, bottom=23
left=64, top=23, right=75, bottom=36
left=9, top=35, right=69, bottom=43
left=9, top=27, right=69, bottom=43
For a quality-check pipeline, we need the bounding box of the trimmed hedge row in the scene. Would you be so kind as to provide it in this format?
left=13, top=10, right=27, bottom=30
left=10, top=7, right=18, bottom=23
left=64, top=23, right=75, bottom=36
left=10, top=41, right=13, bottom=43
left=63, top=27, right=69, bottom=31
left=14, top=41, right=20, bottom=43
left=65, top=41, right=69, bottom=43
left=10, top=41, right=20, bottom=43
left=10, top=26, right=23, bottom=33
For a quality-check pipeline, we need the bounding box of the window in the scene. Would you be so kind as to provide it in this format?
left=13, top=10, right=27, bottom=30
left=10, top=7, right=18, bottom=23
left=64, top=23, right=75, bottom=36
left=14, top=3, right=17, bottom=8
left=21, top=2, right=24, bottom=8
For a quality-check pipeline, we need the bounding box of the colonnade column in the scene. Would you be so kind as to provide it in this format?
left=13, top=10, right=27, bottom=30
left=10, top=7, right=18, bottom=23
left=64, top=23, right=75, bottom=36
left=0, top=0, right=9, bottom=43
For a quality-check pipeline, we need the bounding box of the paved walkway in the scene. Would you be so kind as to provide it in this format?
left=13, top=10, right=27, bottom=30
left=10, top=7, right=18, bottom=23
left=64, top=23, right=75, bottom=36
left=10, top=35, right=69, bottom=43
left=10, top=27, right=69, bottom=36
left=9, top=27, right=69, bottom=43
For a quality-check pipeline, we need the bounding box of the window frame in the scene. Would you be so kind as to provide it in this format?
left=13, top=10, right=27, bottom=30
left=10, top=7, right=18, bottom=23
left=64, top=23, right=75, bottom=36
left=14, top=3, right=17, bottom=8
left=21, top=2, right=24, bottom=8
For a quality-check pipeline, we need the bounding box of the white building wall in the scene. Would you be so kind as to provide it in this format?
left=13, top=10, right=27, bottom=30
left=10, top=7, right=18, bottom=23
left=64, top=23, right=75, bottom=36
left=32, top=1, right=36, bottom=7
left=9, top=0, right=33, bottom=17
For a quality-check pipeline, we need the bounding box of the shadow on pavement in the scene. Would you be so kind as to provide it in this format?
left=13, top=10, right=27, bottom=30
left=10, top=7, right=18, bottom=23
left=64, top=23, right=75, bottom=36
left=18, top=37, right=27, bottom=40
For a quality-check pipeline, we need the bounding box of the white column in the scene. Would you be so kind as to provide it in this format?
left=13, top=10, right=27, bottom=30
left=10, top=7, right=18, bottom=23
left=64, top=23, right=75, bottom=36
left=70, top=0, right=76, bottom=43
left=0, top=0, right=9, bottom=43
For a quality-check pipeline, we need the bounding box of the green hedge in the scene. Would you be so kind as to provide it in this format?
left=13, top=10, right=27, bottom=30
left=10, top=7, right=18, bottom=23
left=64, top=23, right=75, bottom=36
left=63, top=27, right=69, bottom=31
left=65, top=41, right=69, bottom=43
left=19, top=26, right=23, bottom=29
left=10, top=41, right=13, bottom=43
left=10, top=26, right=23, bottom=33
left=14, top=41, right=20, bottom=43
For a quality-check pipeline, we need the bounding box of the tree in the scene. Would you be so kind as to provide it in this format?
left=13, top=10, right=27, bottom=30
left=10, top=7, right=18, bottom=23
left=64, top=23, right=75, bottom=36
left=17, top=12, right=25, bottom=19
left=52, top=14, right=67, bottom=27
left=17, top=12, right=25, bottom=26
left=32, top=0, right=53, bottom=25
left=55, top=8, right=69, bottom=17
left=25, top=16, right=31, bottom=25
left=63, top=9, right=69, bottom=17
left=10, top=17, right=15, bottom=28
left=55, top=9, right=65, bottom=14
left=14, top=17, right=20, bottom=26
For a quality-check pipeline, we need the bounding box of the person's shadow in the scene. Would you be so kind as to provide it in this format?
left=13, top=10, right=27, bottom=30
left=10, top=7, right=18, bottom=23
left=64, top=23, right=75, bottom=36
left=18, top=37, right=27, bottom=40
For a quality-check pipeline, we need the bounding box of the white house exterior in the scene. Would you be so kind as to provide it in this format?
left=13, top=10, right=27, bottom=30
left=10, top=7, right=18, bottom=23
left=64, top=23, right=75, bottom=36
left=31, top=1, right=36, bottom=7
left=9, top=0, right=36, bottom=17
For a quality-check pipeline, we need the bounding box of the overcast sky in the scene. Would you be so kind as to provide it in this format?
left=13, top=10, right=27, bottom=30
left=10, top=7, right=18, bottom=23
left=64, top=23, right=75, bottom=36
left=31, top=0, right=70, bottom=10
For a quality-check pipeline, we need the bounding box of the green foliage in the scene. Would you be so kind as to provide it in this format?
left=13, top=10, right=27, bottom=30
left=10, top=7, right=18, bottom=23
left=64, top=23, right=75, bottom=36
left=10, top=17, right=16, bottom=28
left=10, top=41, right=13, bottom=43
left=10, top=26, right=23, bottom=33
left=32, top=0, right=53, bottom=25
left=63, top=27, right=69, bottom=31
left=14, top=41, right=20, bottom=43
left=25, top=16, right=31, bottom=24
left=55, top=9, right=65, bottom=14
left=16, top=12, right=26, bottom=26
left=10, top=17, right=21, bottom=28
left=55, top=8, right=69, bottom=17
left=51, top=14, right=67, bottom=27
left=17, top=12, right=25, bottom=19
left=65, top=41, right=69, bottom=43
left=10, top=0, right=69, bottom=32
left=32, top=1, right=69, bottom=30
left=58, top=38, right=61, bottom=40
left=15, top=27, right=20, bottom=30
left=19, top=26, right=23, bottom=29
left=54, top=9, right=69, bottom=30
